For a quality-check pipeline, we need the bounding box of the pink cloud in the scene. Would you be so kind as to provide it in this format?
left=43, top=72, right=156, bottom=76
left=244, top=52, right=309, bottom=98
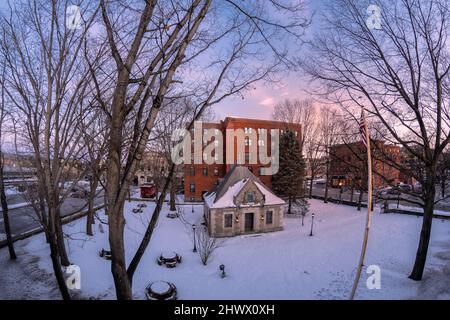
left=259, top=97, right=275, bottom=107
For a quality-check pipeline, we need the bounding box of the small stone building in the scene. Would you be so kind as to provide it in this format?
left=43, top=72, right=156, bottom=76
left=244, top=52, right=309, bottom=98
left=204, top=166, right=285, bottom=237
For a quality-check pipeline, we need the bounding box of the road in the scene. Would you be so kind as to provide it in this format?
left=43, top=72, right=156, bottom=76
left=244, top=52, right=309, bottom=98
left=0, top=191, right=104, bottom=238
left=306, top=185, right=450, bottom=211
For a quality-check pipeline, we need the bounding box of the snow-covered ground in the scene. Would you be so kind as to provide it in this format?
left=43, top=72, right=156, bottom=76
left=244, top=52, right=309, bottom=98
left=5, top=186, right=22, bottom=196
left=1, top=199, right=449, bottom=300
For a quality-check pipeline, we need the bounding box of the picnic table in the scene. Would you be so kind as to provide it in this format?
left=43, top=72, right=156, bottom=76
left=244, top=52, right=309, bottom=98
left=157, top=251, right=182, bottom=268
left=145, top=281, right=177, bottom=300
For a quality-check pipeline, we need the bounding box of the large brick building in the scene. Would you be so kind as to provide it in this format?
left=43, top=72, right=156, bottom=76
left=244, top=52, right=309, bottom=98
left=329, top=140, right=401, bottom=189
left=183, top=117, right=302, bottom=201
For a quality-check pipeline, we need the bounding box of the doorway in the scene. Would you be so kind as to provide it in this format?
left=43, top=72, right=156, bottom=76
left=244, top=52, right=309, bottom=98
left=244, top=212, right=254, bottom=232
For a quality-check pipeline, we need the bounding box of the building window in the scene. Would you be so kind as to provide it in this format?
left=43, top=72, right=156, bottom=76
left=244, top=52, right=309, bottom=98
left=266, top=211, right=273, bottom=224
left=295, top=131, right=298, bottom=137
left=224, top=214, right=233, bottom=228
left=203, top=167, right=208, bottom=176
left=214, top=167, right=219, bottom=176
left=244, top=127, right=252, bottom=134
left=245, top=138, right=252, bottom=146
left=258, top=139, right=265, bottom=146
left=190, top=166, right=195, bottom=176
left=190, top=183, right=195, bottom=193
left=246, top=192, right=255, bottom=203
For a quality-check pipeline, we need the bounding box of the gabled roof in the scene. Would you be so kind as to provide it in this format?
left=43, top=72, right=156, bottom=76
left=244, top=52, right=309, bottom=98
left=204, top=166, right=285, bottom=209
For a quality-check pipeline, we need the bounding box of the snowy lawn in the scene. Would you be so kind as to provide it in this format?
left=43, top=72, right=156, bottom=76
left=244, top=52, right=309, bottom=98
left=2, top=199, right=450, bottom=300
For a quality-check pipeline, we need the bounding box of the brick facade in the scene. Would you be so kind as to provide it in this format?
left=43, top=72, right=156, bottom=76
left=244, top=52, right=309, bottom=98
left=184, top=117, right=302, bottom=201
left=329, top=140, right=401, bottom=189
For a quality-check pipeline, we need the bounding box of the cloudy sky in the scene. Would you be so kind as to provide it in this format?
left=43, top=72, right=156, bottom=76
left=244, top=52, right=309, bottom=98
left=211, top=0, right=325, bottom=120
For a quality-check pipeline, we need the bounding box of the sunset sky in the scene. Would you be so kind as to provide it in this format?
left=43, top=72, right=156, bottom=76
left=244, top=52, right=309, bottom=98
left=211, top=0, right=325, bottom=120
left=0, top=0, right=325, bottom=121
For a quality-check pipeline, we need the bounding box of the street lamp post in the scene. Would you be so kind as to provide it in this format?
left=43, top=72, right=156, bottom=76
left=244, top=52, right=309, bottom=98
left=309, top=212, right=315, bottom=237
left=192, top=224, right=197, bottom=252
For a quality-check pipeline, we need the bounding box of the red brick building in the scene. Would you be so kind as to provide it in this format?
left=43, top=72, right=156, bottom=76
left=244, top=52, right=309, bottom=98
left=183, top=117, right=302, bottom=201
left=329, top=140, right=401, bottom=189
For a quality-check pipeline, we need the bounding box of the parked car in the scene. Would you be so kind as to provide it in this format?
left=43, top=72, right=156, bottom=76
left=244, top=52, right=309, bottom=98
left=399, top=183, right=413, bottom=192
left=313, top=179, right=326, bottom=187
left=378, top=187, right=401, bottom=196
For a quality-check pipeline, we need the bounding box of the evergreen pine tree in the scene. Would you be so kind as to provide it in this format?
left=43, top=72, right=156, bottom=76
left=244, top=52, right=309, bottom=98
left=272, top=129, right=308, bottom=214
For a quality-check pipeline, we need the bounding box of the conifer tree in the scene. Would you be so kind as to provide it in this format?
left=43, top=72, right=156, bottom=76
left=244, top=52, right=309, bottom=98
left=272, top=129, right=308, bottom=214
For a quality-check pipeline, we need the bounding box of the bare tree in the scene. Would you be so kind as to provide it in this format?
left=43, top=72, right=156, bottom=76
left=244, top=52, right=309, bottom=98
left=0, top=0, right=100, bottom=299
left=0, top=64, right=16, bottom=260
left=304, top=0, right=450, bottom=280
left=272, top=98, right=316, bottom=150
left=196, top=225, right=224, bottom=266
left=94, top=0, right=309, bottom=299
left=318, top=105, right=344, bottom=203
left=80, top=111, right=108, bottom=236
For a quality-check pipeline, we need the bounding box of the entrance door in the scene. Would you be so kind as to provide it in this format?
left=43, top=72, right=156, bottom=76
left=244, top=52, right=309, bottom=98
left=244, top=212, right=254, bottom=232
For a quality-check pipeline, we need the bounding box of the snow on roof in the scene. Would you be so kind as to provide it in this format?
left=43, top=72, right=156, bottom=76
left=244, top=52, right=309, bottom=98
left=206, top=178, right=248, bottom=209
left=254, top=181, right=285, bottom=206
left=204, top=166, right=285, bottom=209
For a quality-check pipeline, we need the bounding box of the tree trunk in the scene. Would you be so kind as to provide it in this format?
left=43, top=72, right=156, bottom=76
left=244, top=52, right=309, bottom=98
left=86, top=178, right=99, bottom=236
left=357, top=189, right=363, bottom=211
left=288, top=196, right=292, bottom=214
left=309, top=174, right=314, bottom=199
left=47, top=229, right=71, bottom=300
left=324, top=163, right=329, bottom=203
left=169, top=181, right=176, bottom=211
left=350, top=185, right=354, bottom=203
left=409, top=181, right=436, bottom=281
left=127, top=164, right=177, bottom=284
left=0, top=165, right=17, bottom=260
left=55, top=208, right=70, bottom=266
left=109, top=204, right=133, bottom=299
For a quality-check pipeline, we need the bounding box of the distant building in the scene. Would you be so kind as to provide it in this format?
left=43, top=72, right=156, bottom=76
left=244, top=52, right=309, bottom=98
left=183, top=117, right=302, bottom=202
left=133, top=151, right=184, bottom=193
left=204, top=166, right=285, bottom=237
left=329, top=140, right=401, bottom=189
left=133, top=151, right=168, bottom=186
left=1, top=152, right=36, bottom=180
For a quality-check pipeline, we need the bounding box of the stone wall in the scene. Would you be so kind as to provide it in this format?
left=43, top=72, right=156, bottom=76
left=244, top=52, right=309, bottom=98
left=209, top=204, right=284, bottom=237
